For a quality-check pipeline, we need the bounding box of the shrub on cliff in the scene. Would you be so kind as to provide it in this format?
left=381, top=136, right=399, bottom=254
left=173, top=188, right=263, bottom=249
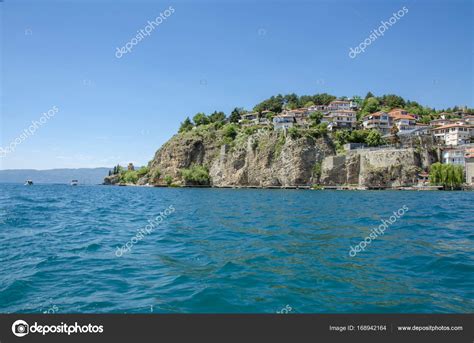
left=366, top=130, right=385, bottom=147
left=179, top=117, right=194, bottom=132
left=180, top=165, right=210, bottom=185
left=287, top=127, right=301, bottom=139
left=164, top=175, right=173, bottom=186
left=149, top=169, right=161, bottom=183
left=220, top=124, right=239, bottom=145
left=136, top=166, right=149, bottom=177
left=120, top=170, right=139, bottom=184
left=193, top=112, right=210, bottom=126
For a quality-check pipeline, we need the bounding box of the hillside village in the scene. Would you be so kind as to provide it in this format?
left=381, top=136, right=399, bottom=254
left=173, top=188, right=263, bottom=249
left=106, top=93, right=474, bottom=189
left=240, top=98, right=473, bottom=146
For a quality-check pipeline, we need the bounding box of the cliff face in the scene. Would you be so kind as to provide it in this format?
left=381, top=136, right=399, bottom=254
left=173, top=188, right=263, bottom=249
left=129, top=128, right=438, bottom=188
left=145, top=128, right=335, bottom=187
left=320, top=147, right=438, bottom=188
left=210, top=132, right=335, bottom=187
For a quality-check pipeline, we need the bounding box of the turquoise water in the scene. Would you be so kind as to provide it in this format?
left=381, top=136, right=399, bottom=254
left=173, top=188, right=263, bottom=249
left=0, top=184, right=473, bottom=313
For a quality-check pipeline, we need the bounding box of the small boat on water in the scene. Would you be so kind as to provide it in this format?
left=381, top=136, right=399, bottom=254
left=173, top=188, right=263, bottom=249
left=24, top=180, right=33, bottom=186
left=70, top=180, right=79, bottom=186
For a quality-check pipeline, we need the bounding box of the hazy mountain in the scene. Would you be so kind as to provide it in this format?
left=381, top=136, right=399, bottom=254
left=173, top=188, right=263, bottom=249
left=0, top=168, right=111, bottom=184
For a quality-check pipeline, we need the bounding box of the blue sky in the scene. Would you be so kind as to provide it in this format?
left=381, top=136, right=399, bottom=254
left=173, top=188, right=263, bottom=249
left=1, top=0, right=472, bottom=169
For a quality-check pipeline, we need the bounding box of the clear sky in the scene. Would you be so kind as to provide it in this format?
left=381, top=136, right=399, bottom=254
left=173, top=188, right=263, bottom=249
left=1, top=0, right=472, bottom=169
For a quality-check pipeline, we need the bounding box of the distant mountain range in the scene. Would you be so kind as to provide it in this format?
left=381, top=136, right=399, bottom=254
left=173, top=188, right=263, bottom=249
left=0, top=168, right=111, bottom=184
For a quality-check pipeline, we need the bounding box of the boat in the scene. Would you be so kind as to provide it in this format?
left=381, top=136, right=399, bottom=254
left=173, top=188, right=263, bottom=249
left=24, top=180, right=33, bottom=186
left=70, top=180, right=79, bottom=186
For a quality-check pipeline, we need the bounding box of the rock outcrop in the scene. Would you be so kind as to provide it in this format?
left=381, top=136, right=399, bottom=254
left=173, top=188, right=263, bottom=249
left=103, top=174, right=120, bottom=185
left=132, top=127, right=439, bottom=188
left=145, top=128, right=335, bottom=187
left=320, top=147, right=438, bottom=188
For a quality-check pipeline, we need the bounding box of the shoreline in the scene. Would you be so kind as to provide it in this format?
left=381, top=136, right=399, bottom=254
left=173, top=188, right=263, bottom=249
left=104, top=183, right=473, bottom=191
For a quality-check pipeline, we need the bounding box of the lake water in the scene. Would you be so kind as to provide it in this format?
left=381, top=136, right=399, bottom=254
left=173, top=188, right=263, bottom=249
left=0, top=184, right=472, bottom=313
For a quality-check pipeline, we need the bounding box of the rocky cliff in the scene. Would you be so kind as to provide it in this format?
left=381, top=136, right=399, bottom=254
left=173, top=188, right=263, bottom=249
left=105, top=125, right=439, bottom=188
left=319, top=147, right=437, bottom=188
left=144, top=127, right=335, bottom=187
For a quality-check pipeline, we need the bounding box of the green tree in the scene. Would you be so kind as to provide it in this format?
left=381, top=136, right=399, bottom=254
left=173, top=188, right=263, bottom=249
left=209, top=111, right=226, bottom=123
left=164, top=175, right=173, bottom=186
left=429, top=163, right=464, bottom=190
left=366, top=130, right=385, bottom=147
left=254, top=95, right=284, bottom=113
left=222, top=124, right=238, bottom=140
left=179, top=117, right=194, bottom=132
left=150, top=169, right=161, bottom=183
left=362, top=97, right=380, bottom=114
left=180, top=165, right=210, bottom=185
left=352, top=95, right=363, bottom=107
left=120, top=170, right=139, bottom=184
left=287, top=127, right=300, bottom=139
left=349, top=129, right=370, bottom=143
left=312, top=162, right=322, bottom=180
left=229, top=107, right=244, bottom=123
left=309, top=111, right=323, bottom=126
left=193, top=112, right=210, bottom=126
left=313, top=93, right=336, bottom=105
left=136, top=166, right=149, bottom=177
left=364, top=91, right=375, bottom=100
left=379, top=94, right=406, bottom=109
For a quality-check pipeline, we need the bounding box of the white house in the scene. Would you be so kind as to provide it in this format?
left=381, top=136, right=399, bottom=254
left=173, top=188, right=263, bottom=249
left=432, top=124, right=473, bottom=146
left=443, top=148, right=467, bottom=165
left=327, top=100, right=351, bottom=112
left=465, top=148, right=474, bottom=185
left=307, top=105, right=327, bottom=112
left=393, top=116, right=417, bottom=132
left=326, top=110, right=357, bottom=130
left=362, top=111, right=391, bottom=134
left=273, top=115, right=296, bottom=130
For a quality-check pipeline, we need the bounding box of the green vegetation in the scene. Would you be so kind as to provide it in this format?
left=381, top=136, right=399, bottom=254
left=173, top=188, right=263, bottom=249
left=308, top=111, right=323, bottom=126
left=179, top=117, right=194, bottom=133
left=150, top=169, right=161, bottom=183
left=253, top=93, right=337, bottom=113
left=111, top=164, right=124, bottom=175
left=222, top=123, right=238, bottom=140
left=229, top=107, right=245, bottom=123
left=273, top=132, right=286, bottom=158
left=312, top=162, right=322, bottom=180
left=164, top=175, right=173, bottom=186
left=429, top=163, right=464, bottom=190
left=136, top=166, right=149, bottom=177
left=305, top=123, right=328, bottom=139
left=365, top=130, right=385, bottom=147
left=120, top=170, right=139, bottom=184
left=180, top=165, right=210, bottom=185
left=311, top=184, right=323, bottom=190
left=287, top=127, right=301, bottom=139
left=333, top=129, right=386, bottom=151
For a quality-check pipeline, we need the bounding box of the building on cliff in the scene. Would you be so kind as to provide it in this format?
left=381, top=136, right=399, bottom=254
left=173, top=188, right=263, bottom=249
left=362, top=111, right=391, bottom=134
left=273, top=115, right=296, bottom=130
left=432, top=124, right=473, bottom=146
left=443, top=148, right=467, bottom=165
left=465, top=148, right=474, bottom=185
left=326, top=110, right=357, bottom=131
